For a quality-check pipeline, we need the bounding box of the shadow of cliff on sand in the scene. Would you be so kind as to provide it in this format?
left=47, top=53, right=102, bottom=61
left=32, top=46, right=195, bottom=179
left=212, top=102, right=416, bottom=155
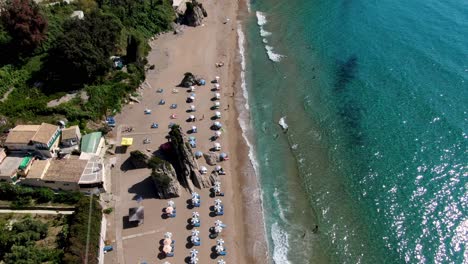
left=128, top=176, right=157, bottom=200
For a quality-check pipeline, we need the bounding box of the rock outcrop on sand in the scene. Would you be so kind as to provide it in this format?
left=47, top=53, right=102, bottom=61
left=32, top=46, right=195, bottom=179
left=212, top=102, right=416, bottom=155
left=180, top=72, right=197, bottom=87
left=150, top=157, right=182, bottom=198
left=203, top=152, right=218, bottom=166
left=181, top=0, right=207, bottom=27
left=129, top=150, right=151, bottom=168
left=209, top=171, right=220, bottom=186
left=168, top=125, right=211, bottom=190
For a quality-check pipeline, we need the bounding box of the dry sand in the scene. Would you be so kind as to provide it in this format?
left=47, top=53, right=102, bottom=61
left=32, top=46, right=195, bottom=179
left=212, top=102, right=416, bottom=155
left=103, top=0, right=269, bottom=263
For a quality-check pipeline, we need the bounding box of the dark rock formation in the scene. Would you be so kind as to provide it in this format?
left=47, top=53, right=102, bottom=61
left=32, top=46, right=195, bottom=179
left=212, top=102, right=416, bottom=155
left=180, top=72, right=196, bottom=87
left=129, top=150, right=151, bottom=168
left=203, top=152, right=218, bottom=166
left=209, top=171, right=220, bottom=186
left=168, top=125, right=211, bottom=190
left=182, top=0, right=207, bottom=27
left=150, top=157, right=182, bottom=198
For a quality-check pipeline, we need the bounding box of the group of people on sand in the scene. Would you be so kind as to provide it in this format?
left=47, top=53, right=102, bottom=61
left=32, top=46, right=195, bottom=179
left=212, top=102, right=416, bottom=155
left=159, top=76, right=228, bottom=264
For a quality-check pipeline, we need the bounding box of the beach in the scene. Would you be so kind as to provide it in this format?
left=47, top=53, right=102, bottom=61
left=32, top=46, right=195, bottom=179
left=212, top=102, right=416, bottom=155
left=103, top=0, right=268, bottom=263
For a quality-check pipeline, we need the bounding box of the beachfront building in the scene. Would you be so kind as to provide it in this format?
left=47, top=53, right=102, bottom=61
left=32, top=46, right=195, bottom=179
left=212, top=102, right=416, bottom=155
left=0, top=155, right=24, bottom=183
left=4, top=123, right=61, bottom=158
left=80, top=132, right=104, bottom=156
left=20, top=156, right=105, bottom=192
left=60, top=125, right=81, bottom=147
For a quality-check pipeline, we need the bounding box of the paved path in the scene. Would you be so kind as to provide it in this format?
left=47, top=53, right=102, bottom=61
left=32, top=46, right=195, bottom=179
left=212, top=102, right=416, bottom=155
left=0, top=209, right=74, bottom=215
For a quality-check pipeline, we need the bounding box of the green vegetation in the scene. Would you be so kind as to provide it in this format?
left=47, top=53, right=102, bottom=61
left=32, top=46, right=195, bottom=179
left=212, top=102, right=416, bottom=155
left=0, top=182, right=83, bottom=208
left=103, top=207, right=113, bottom=214
left=0, top=214, right=66, bottom=263
left=0, top=0, right=175, bottom=129
left=63, top=195, right=102, bottom=264
left=149, top=156, right=172, bottom=187
left=0, top=195, right=103, bottom=264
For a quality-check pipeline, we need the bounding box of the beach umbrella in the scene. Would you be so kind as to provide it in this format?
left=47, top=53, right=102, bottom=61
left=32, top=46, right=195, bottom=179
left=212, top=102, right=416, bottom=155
left=164, top=232, right=173, bottom=239
left=191, top=217, right=199, bottom=225
left=217, top=239, right=225, bottom=245
left=215, top=220, right=223, bottom=226
left=214, top=142, right=221, bottom=150
left=136, top=196, right=143, bottom=203
left=163, top=262, right=171, bottom=264
left=215, top=111, right=221, bottom=117
left=191, top=229, right=200, bottom=237
left=167, top=200, right=175, bottom=207
left=170, top=114, right=177, bottom=119
left=192, top=197, right=199, bottom=204
left=190, top=257, right=198, bottom=264
left=214, top=83, right=220, bottom=89
left=165, top=206, right=173, bottom=214
left=215, top=76, right=220, bottom=81
left=192, top=126, right=197, bottom=131
left=189, top=96, right=195, bottom=101
left=192, top=211, right=200, bottom=218
left=214, top=131, right=222, bottom=138
left=215, top=199, right=222, bottom=205
left=191, top=192, right=199, bottom=198
left=219, top=153, right=228, bottom=160
left=215, top=92, right=221, bottom=99
left=189, top=115, right=195, bottom=120
left=200, top=166, right=207, bottom=174
left=215, top=245, right=224, bottom=253
left=163, top=245, right=172, bottom=254
left=190, top=86, right=196, bottom=92
left=190, top=249, right=199, bottom=257
left=214, top=185, right=221, bottom=193
left=217, top=260, right=226, bottom=264
left=163, top=238, right=172, bottom=245
left=195, top=151, right=203, bottom=158
left=215, top=101, right=220, bottom=107
left=214, top=204, right=222, bottom=212
left=214, top=181, right=221, bottom=187
left=214, top=225, right=223, bottom=233
left=191, top=235, right=200, bottom=244
left=190, top=93, right=196, bottom=97
left=215, top=165, right=222, bottom=171
left=190, top=105, right=196, bottom=111
left=214, top=121, right=222, bottom=128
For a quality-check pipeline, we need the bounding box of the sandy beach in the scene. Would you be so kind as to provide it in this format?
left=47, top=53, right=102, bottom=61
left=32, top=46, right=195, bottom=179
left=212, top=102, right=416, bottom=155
left=103, top=0, right=268, bottom=263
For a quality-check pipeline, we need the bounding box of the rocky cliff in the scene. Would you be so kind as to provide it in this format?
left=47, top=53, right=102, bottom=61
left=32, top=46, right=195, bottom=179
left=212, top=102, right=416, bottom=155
left=168, top=125, right=211, bottom=190
left=150, top=157, right=182, bottom=198
left=181, top=0, right=207, bottom=27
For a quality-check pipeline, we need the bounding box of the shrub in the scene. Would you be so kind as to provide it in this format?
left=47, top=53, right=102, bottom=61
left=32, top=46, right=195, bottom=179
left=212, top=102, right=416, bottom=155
left=103, top=208, right=113, bottom=214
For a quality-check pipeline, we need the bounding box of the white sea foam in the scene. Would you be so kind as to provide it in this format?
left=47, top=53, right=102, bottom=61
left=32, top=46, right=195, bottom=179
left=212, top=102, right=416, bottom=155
left=237, top=21, right=270, bottom=260
left=271, top=222, right=291, bottom=264
left=273, top=188, right=287, bottom=222
left=256, top=11, right=268, bottom=26
left=260, top=28, right=272, bottom=37
left=279, top=116, right=289, bottom=130
left=255, top=11, right=285, bottom=62
left=266, top=45, right=285, bottom=62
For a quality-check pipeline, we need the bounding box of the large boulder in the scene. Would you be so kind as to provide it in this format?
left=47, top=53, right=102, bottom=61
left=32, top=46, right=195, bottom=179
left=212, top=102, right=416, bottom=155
left=182, top=0, right=207, bottom=27
left=203, top=152, right=218, bottom=166
left=168, top=125, right=211, bottom=190
left=150, top=157, right=182, bottom=198
left=129, top=150, right=150, bottom=168
left=180, top=72, right=196, bottom=87
left=209, top=171, right=220, bottom=186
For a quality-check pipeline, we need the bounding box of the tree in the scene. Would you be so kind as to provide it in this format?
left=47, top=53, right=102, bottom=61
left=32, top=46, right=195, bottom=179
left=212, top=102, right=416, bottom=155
left=45, top=11, right=122, bottom=88
left=0, top=0, right=47, bottom=53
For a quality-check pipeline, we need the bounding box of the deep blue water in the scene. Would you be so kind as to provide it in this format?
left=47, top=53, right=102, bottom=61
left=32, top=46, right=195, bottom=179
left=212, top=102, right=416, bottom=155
left=242, top=0, right=468, bottom=263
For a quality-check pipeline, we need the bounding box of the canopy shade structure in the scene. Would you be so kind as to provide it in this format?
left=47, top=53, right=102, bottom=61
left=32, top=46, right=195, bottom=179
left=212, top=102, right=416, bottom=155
left=200, top=166, right=207, bottom=173
left=81, top=132, right=102, bottom=153
left=121, top=137, right=133, bottom=146
left=194, top=151, right=203, bottom=158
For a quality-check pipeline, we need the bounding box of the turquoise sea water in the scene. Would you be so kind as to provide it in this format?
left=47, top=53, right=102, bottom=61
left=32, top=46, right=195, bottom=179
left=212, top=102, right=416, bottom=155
left=241, top=0, right=468, bottom=263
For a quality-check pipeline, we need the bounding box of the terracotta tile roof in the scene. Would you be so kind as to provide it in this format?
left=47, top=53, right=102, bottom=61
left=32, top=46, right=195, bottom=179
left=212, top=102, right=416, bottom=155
left=31, top=123, right=58, bottom=145
left=42, top=159, right=87, bottom=182
left=27, top=159, right=51, bottom=179
left=61, top=126, right=79, bottom=140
